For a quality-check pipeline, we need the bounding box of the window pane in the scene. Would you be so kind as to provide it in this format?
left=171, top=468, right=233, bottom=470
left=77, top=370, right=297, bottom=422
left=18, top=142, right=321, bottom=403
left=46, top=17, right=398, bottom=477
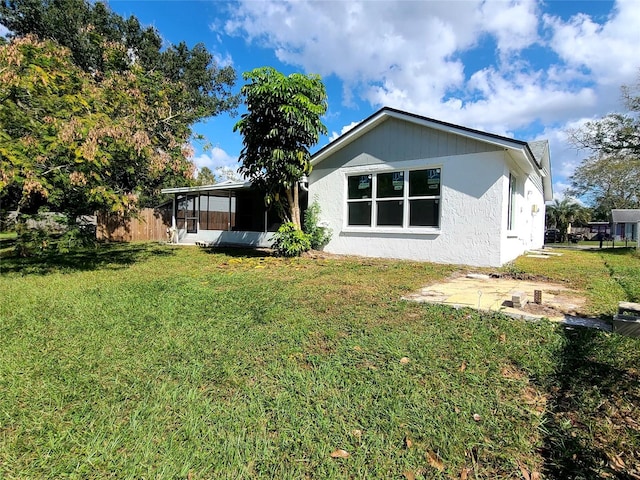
left=186, top=219, right=197, bottom=233
left=377, top=200, right=403, bottom=226
left=348, top=175, right=372, bottom=199
left=348, top=201, right=372, bottom=226
left=409, top=199, right=439, bottom=227
left=377, top=172, right=404, bottom=198
left=410, top=168, right=440, bottom=196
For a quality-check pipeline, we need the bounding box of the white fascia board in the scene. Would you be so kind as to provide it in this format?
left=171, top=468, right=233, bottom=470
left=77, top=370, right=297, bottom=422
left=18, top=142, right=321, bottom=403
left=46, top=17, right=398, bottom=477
left=161, top=181, right=252, bottom=195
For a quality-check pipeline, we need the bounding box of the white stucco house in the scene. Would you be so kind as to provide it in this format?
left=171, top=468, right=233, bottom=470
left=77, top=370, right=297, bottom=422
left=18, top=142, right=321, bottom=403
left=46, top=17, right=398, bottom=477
left=162, top=107, right=552, bottom=267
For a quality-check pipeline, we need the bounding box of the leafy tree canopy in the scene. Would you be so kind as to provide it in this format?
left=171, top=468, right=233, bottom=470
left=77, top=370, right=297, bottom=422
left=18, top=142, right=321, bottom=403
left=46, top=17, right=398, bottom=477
left=566, top=74, right=640, bottom=216
left=234, top=67, right=328, bottom=229
left=0, top=0, right=239, bottom=123
left=0, top=36, right=194, bottom=220
left=0, top=0, right=240, bottom=221
left=567, top=154, right=640, bottom=220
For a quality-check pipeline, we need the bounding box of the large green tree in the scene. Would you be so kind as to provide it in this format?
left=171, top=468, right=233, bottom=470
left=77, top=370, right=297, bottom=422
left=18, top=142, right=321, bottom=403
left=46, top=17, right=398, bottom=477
left=567, top=75, right=640, bottom=216
left=567, top=154, right=640, bottom=220
left=0, top=36, right=194, bottom=221
left=0, top=0, right=239, bottom=123
left=0, top=0, right=239, bottom=213
left=234, top=67, right=328, bottom=229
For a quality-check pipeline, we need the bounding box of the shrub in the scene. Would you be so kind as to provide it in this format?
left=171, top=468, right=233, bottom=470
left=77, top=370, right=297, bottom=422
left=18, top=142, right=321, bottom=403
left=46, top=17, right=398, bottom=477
left=303, top=200, right=332, bottom=250
left=272, top=222, right=311, bottom=257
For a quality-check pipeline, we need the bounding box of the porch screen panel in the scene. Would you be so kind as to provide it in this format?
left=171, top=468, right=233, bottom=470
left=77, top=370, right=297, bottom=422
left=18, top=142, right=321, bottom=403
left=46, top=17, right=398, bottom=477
left=199, top=194, right=234, bottom=230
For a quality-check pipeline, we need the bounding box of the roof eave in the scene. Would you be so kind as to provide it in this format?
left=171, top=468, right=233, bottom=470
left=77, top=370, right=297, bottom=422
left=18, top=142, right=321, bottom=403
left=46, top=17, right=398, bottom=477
left=161, top=181, right=252, bottom=195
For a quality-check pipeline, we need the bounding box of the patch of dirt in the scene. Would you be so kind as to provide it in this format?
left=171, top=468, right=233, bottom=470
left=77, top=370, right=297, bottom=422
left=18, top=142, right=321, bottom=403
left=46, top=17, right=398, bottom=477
left=521, top=302, right=566, bottom=317
left=490, top=272, right=558, bottom=283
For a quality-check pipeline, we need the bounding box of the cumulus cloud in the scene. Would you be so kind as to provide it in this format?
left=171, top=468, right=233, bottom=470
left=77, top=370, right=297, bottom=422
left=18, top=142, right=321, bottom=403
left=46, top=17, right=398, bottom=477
left=329, top=120, right=361, bottom=141
left=192, top=146, right=239, bottom=172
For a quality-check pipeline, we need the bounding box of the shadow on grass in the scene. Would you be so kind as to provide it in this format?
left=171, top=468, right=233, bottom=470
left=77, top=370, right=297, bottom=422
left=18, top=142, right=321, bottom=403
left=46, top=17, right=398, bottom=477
left=542, top=327, right=640, bottom=479
left=200, top=245, right=275, bottom=258
left=0, top=241, right=176, bottom=276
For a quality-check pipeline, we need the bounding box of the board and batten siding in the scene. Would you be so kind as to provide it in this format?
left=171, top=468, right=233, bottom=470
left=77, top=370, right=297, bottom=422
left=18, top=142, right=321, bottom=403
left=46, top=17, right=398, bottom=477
left=313, top=117, right=502, bottom=174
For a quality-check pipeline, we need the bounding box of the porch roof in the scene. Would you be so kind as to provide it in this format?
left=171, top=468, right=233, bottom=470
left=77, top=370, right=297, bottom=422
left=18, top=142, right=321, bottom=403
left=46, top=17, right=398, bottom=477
left=161, top=180, right=252, bottom=195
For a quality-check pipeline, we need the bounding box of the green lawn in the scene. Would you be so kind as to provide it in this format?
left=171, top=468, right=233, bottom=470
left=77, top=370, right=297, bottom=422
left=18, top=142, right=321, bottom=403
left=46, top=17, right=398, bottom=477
left=1, top=243, right=639, bottom=479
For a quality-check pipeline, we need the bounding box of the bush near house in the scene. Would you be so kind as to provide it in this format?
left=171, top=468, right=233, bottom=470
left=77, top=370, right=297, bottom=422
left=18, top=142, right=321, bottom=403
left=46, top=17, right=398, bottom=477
left=0, top=243, right=638, bottom=478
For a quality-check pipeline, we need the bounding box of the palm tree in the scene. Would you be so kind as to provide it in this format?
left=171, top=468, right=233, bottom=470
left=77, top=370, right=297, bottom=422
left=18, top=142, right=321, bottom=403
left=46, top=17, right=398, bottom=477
left=546, top=198, right=591, bottom=242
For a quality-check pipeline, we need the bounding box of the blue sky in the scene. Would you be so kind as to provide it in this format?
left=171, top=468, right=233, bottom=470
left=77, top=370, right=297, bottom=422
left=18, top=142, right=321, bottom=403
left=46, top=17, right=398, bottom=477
left=105, top=0, right=639, bottom=198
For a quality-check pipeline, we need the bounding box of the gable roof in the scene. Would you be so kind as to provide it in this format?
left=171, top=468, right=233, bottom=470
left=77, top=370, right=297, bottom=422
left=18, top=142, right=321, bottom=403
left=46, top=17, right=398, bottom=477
left=312, top=107, right=553, bottom=201
left=612, top=209, right=640, bottom=223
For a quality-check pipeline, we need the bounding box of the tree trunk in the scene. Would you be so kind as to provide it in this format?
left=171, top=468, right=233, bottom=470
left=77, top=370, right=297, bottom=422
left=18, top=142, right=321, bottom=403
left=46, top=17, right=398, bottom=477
left=286, top=184, right=301, bottom=229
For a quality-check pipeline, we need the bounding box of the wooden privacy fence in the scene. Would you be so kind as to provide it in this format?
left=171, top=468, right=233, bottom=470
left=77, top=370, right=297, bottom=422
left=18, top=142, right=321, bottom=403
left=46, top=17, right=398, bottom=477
left=97, top=208, right=172, bottom=242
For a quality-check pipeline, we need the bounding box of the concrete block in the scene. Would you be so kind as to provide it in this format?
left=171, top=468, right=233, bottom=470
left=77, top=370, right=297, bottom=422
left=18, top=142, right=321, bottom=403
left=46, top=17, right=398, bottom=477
left=512, top=291, right=527, bottom=308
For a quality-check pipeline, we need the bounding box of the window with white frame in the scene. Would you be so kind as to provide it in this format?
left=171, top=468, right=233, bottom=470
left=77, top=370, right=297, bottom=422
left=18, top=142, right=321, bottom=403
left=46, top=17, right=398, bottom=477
left=507, top=173, right=516, bottom=230
left=346, top=168, right=441, bottom=228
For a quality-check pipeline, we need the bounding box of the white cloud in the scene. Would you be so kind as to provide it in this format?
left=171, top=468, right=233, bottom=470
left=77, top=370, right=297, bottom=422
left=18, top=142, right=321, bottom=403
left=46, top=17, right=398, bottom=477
left=192, top=146, right=239, bottom=172
left=480, top=0, right=540, bottom=54
left=0, top=23, right=9, bottom=38
left=544, top=0, right=640, bottom=87
left=330, top=120, right=361, bottom=141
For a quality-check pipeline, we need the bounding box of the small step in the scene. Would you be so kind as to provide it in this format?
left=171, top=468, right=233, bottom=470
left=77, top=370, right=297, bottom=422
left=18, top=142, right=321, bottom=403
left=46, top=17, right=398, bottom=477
left=618, top=302, right=640, bottom=316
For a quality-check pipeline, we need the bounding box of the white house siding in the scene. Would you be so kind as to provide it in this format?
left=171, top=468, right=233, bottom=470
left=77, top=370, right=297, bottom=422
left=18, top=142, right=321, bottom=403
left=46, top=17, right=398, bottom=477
left=309, top=116, right=548, bottom=267
left=499, top=166, right=546, bottom=265
left=309, top=117, right=535, bottom=267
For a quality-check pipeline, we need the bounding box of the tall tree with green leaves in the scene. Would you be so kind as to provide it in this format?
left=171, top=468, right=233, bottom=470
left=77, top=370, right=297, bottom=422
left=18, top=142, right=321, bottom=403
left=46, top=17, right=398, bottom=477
left=0, top=36, right=194, bottom=222
left=545, top=198, right=590, bottom=241
left=567, top=154, right=640, bottom=220
left=567, top=74, right=640, bottom=217
left=0, top=0, right=239, bottom=123
left=0, top=0, right=239, bottom=211
left=234, top=67, right=328, bottom=229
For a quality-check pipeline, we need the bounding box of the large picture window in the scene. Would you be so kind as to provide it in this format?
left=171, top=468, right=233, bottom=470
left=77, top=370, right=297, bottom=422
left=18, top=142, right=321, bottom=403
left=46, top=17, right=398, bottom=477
left=346, top=168, right=441, bottom=228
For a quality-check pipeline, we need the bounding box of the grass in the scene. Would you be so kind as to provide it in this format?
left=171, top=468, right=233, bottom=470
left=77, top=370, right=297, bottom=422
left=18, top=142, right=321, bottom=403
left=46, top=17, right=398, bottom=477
left=1, top=242, right=639, bottom=479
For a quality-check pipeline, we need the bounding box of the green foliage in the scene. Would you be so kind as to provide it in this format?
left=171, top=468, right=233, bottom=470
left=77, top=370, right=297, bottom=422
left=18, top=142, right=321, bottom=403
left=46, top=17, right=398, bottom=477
left=0, top=0, right=239, bottom=217
left=567, top=74, right=640, bottom=213
left=0, top=37, right=193, bottom=220
left=0, top=0, right=239, bottom=121
left=195, top=166, right=217, bottom=186
left=545, top=198, right=590, bottom=240
left=567, top=154, right=640, bottom=218
left=271, top=222, right=311, bottom=257
left=303, top=199, right=332, bottom=250
left=234, top=67, right=328, bottom=228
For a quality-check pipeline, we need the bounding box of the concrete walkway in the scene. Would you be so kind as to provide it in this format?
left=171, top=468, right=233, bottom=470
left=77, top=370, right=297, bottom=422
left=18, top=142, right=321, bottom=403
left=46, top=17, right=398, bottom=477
left=403, top=273, right=612, bottom=331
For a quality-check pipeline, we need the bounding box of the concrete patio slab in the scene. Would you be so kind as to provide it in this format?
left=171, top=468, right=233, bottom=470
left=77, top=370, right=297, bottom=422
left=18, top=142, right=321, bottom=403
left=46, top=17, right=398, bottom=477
left=402, top=274, right=611, bottom=331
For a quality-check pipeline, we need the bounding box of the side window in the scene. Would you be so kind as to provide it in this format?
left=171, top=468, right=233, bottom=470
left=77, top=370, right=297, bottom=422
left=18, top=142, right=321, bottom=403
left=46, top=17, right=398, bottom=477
left=507, top=173, right=516, bottom=230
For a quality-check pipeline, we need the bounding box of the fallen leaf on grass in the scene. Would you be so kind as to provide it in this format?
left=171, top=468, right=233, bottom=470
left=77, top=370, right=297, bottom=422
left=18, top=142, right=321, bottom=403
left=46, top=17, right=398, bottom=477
left=404, top=436, right=413, bottom=449
left=330, top=449, right=350, bottom=458
left=499, top=333, right=507, bottom=343
left=460, top=467, right=471, bottom=479
left=351, top=429, right=362, bottom=439
left=403, top=471, right=416, bottom=480
left=459, top=361, right=467, bottom=372
left=518, top=461, right=531, bottom=480
left=607, top=452, right=626, bottom=471
left=426, top=450, right=444, bottom=471
left=473, top=413, right=481, bottom=422
left=400, top=357, right=410, bottom=364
